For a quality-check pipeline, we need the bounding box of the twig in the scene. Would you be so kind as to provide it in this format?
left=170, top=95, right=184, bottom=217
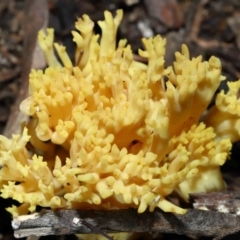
left=3, top=0, right=48, bottom=137
left=73, top=218, right=113, bottom=240
left=184, top=0, right=232, bottom=50
left=12, top=207, right=240, bottom=239
left=184, top=0, right=203, bottom=39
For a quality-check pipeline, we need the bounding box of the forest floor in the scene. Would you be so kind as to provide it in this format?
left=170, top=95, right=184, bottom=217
left=1, top=0, right=240, bottom=239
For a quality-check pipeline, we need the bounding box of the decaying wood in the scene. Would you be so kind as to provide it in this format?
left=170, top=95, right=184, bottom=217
left=12, top=206, right=240, bottom=239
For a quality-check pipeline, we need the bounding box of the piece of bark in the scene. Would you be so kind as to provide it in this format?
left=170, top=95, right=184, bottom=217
left=12, top=208, right=240, bottom=239
left=3, top=0, right=48, bottom=137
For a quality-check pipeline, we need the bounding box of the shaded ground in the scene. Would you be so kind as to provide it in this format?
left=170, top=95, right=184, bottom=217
left=1, top=0, right=240, bottom=239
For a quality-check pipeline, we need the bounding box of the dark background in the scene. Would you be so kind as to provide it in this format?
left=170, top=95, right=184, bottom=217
left=1, top=0, right=240, bottom=239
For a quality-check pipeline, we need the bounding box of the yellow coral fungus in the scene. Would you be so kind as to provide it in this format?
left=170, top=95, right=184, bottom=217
left=204, top=80, right=240, bottom=143
left=0, top=9, right=233, bottom=217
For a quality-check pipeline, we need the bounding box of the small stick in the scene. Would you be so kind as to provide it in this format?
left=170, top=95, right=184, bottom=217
left=12, top=206, right=240, bottom=239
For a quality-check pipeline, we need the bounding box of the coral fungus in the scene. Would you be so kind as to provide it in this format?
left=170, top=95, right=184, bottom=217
left=0, top=9, right=234, bottom=217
